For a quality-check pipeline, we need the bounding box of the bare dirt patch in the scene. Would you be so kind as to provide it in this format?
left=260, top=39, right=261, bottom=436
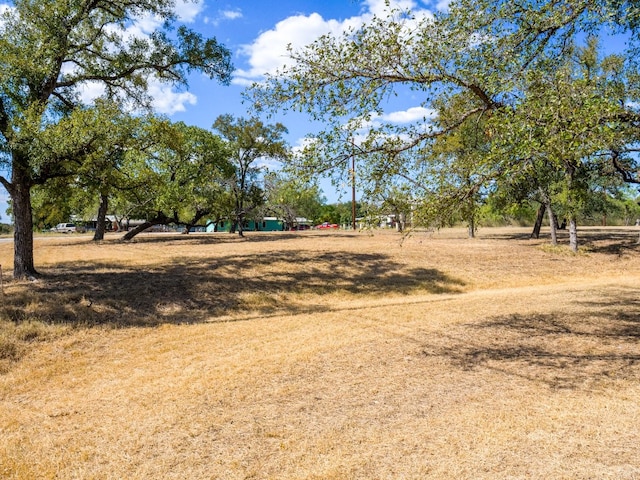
left=0, top=227, right=639, bottom=478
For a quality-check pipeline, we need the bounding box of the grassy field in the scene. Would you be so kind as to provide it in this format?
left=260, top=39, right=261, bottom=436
left=0, top=227, right=639, bottom=479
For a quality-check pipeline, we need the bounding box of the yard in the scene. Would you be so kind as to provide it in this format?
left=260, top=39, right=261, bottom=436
left=0, top=227, right=639, bottom=479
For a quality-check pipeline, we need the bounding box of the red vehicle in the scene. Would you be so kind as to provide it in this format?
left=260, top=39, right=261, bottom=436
left=315, top=222, right=339, bottom=229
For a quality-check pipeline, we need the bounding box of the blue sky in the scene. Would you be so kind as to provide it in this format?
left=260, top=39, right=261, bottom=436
left=0, top=0, right=447, bottom=221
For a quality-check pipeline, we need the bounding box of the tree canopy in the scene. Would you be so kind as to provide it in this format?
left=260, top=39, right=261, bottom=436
left=116, top=119, right=233, bottom=240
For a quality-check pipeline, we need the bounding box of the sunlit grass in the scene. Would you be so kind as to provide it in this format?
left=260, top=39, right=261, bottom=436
left=0, top=227, right=639, bottom=478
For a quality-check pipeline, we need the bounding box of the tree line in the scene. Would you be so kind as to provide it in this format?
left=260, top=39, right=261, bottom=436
left=28, top=109, right=351, bottom=240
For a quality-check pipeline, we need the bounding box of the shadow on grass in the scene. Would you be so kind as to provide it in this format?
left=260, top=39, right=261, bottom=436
left=486, top=227, right=640, bottom=255
left=111, top=230, right=355, bottom=245
left=579, top=228, right=640, bottom=255
left=2, top=249, right=464, bottom=328
left=40, top=230, right=329, bottom=248
left=421, top=286, right=640, bottom=390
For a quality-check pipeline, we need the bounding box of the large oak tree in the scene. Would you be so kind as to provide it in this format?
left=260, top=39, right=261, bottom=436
left=0, top=0, right=232, bottom=278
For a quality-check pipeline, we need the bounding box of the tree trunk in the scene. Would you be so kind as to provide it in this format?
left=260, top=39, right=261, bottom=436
left=121, top=221, right=158, bottom=241
left=11, top=163, right=38, bottom=279
left=93, top=192, right=109, bottom=241
left=569, top=215, right=578, bottom=252
left=531, top=204, right=545, bottom=239
left=235, top=191, right=245, bottom=237
left=466, top=190, right=476, bottom=239
left=546, top=204, right=558, bottom=246
left=564, top=163, right=578, bottom=252
left=237, top=214, right=244, bottom=237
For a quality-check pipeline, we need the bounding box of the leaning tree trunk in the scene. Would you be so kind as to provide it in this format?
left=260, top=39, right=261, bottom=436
left=121, top=221, right=155, bottom=241
left=396, top=212, right=404, bottom=233
left=93, top=192, right=109, bottom=241
left=531, top=204, right=545, bottom=239
left=10, top=163, right=38, bottom=279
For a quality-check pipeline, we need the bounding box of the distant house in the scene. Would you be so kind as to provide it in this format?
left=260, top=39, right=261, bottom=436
left=206, top=217, right=285, bottom=233
left=291, top=217, right=312, bottom=230
left=260, top=217, right=286, bottom=231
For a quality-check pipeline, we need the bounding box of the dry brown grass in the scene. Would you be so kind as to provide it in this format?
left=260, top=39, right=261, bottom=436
left=0, top=227, right=639, bottom=479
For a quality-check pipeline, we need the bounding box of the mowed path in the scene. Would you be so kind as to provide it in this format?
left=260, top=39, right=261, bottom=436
left=1, top=228, right=639, bottom=479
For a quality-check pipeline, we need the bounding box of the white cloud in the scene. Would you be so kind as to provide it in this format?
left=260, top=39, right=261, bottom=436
left=255, top=155, right=282, bottom=171
left=291, top=136, right=317, bottom=155
left=234, top=0, right=432, bottom=85
left=626, top=101, right=640, bottom=111
left=204, top=8, right=242, bottom=26
left=382, top=106, right=436, bottom=123
left=61, top=2, right=204, bottom=115
left=175, top=0, right=204, bottom=23
left=74, top=78, right=196, bottom=115
left=221, top=9, right=242, bottom=21
left=123, top=0, right=203, bottom=39
left=131, top=13, right=163, bottom=35
left=0, top=3, right=13, bottom=32
left=147, top=82, right=197, bottom=114
left=234, top=13, right=347, bottom=83
left=345, top=107, right=435, bottom=133
left=76, top=81, right=107, bottom=105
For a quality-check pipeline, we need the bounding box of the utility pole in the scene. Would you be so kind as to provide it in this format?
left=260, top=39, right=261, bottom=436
left=350, top=142, right=356, bottom=231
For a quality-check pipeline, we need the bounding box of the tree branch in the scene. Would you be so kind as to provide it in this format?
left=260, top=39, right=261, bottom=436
left=611, top=151, right=640, bottom=184
left=0, top=176, right=13, bottom=196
